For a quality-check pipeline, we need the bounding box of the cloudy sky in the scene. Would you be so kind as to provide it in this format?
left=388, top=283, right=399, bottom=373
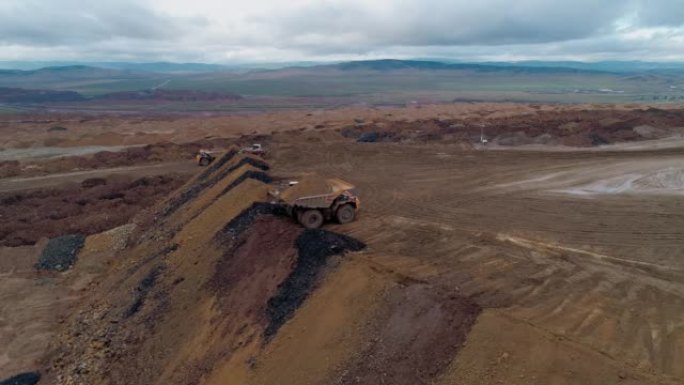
left=1, top=0, right=684, bottom=63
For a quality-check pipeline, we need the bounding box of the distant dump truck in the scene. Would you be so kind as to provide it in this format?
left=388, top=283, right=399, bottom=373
left=274, top=177, right=360, bottom=229
left=240, top=143, right=266, bottom=157
left=196, top=150, right=216, bottom=166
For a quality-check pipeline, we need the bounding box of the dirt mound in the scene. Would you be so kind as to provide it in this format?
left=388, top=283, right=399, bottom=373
left=36, top=234, right=85, bottom=271
left=265, top=229, right=366, bottom=337
left=340, top=107, right=684, bottom=147
left=42, top=160, right=367, bottom=384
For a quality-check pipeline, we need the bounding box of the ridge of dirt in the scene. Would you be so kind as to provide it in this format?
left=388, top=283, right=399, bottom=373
left=341, top=107, right=684, bottom=147
left=160, top=148, right=239, bottom=217
left=41, top=154, right=370, bottom=385
left=265, top=229, right=366, bottom=338
left=220, top=170, right=273, bottom=196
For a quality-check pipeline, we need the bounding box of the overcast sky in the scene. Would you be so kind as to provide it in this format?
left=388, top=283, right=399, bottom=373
left=1, top=0, right=684, bottom=63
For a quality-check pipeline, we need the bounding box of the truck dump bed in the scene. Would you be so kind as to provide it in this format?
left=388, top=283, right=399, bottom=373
left=280, top=177, right=355, bottom=208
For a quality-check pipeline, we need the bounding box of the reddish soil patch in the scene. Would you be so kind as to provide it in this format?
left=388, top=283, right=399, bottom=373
left=342, top=107, right=684, bottom=146
left=212, top=216, right=302, bottom=330
left=338, top=283, right=481, bottom=385
left=0, top=174, right=188, bottom=246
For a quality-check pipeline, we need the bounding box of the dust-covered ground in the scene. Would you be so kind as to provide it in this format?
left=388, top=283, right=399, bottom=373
left=2, top=103, right=684, bottom=384
left=269, top=136, right=684, bottom=383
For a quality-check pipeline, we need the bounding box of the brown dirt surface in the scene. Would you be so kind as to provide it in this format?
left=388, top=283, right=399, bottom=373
left=0, top=138, right=248, bottom=179
left=0, top=174, right=188, bottom=246
left=5, top=103, right=684, bottom=385
left=269, top=137, right=684, bottom=384
left=208, top=216, right=302, bottom=375
left=343, top=106, right=684, bottom=147
left=0, top=227, right=124, bottom=380
left=336, top=283, right=480, bottom=385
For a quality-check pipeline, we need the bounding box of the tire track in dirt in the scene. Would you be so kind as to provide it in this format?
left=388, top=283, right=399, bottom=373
left=272, top=140, right=684, bottom=380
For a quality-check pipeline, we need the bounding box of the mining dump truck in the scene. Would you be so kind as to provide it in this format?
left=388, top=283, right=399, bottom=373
left=196, top=150, right=216, bottom=166
left=276, top=177, right=360, bottom=229
left=240, top=143, right=266, bottom=157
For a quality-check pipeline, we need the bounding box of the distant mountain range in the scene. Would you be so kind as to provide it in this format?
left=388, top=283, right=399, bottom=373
left=2, top=59, right=684, bottom=74
left=0, top=61, right=233, bottom=73
left=1, top=59, right=683, bottom=107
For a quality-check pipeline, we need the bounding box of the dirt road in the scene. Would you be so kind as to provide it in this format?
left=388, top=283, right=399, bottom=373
left=0, top=161, right=196, bottom=192
left=272, top=141, right=684, bottom=383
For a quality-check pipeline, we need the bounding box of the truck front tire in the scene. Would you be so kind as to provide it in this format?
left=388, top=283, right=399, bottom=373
left=299, top=209, right=324, bottom=229
left=336, top=204, right=356, bottom=224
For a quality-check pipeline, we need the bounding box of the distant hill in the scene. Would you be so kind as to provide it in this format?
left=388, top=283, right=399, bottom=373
left=0, top=86, right=244, bottom=104
left=0, top=61, right=232, bottom=73
left=286, top=59, right=611, bottom=75
left=0, top=87, right=86, bottom=103
left=479, top=60, right=684, bottom=74
left=0, top=59, right=682, bottom=108
left=96, top=89, right=243, bottom=102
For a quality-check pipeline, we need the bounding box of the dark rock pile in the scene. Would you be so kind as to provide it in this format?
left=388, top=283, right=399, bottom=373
left=36, top=234, right=86, bottom=271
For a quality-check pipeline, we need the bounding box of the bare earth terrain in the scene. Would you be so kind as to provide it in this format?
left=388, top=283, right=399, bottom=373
left=272, top=139, right=684, bottom=383
left=1, top=103, right=683, bottom=385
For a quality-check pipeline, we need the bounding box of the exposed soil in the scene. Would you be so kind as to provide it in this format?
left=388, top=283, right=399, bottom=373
left=3, top=103, right=684, bottom=385
left=265, top=229, right=366, bottom=338
left=0, top=138, right=244, bottom=179
left=337, top=284, right=480, bottom=385
left=0, top=174, right=188, bottom=246
left=341, top=106, right=684, bottom=147
left=211, top=216, right=302, bottom=341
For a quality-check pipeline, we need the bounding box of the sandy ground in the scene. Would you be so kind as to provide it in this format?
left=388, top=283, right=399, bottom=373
left=0, top=225, right=132, bottom=379
left=270, top=138, right=684, bottom=383
left=2, top=103, right=684, bottom=384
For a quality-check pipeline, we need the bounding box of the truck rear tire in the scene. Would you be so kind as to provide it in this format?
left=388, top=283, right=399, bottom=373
left=336, top=204, right=355, bottom=224
left=299, top=210, right=324, bottom=229
left=199, top=157, right=210, bottom=166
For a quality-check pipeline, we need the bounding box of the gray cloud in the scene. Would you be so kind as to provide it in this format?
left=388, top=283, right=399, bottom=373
left=0, top=0, right=683, bottom=63
left=0, top=0, right=200, bottom=46
left=270, top=0, right=631, bottom=48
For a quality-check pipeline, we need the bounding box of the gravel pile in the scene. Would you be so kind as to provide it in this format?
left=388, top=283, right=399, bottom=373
left=0, top=372, right=40, bottom=385
left=36, top=234, right=86, bottom=271
left=357, top=131, right=379, bottom=142
left=265, top=229, right=365, bottom=337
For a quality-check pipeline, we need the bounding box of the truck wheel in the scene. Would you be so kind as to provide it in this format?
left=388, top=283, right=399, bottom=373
left=199, top=157, right=210, bottom=166
left=336, top=204, right=356, bottom=224
left=299, top=210, right=324, bottom=229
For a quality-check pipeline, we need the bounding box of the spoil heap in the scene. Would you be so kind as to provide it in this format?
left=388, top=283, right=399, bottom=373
left=42, top=147, right=480, bottom=385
